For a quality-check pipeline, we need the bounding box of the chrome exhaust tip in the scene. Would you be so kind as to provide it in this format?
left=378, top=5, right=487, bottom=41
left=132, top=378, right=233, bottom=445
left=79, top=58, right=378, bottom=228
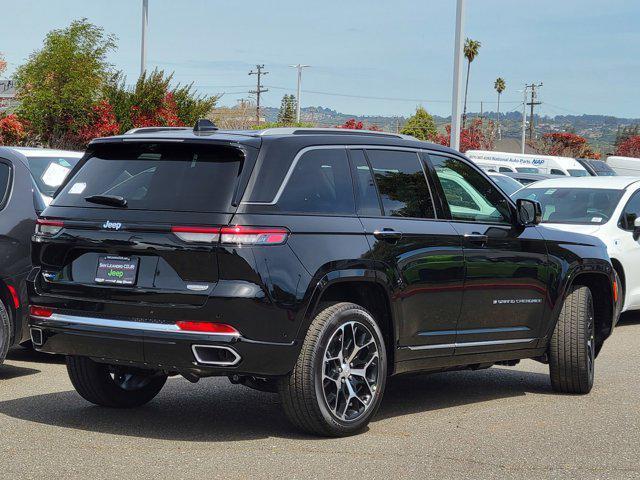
left=30, top=328, right=44, bottom=347
left=192, top=345, right=241, bottom=366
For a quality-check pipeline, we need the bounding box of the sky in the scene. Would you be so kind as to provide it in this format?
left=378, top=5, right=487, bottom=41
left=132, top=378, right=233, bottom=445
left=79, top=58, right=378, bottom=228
left=1, top=0, right=639, bottom=118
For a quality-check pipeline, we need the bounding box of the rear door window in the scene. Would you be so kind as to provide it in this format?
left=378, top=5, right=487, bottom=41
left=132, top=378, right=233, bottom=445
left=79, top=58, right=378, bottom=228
left=349, top=149, right=381, bottom=216
left=366, top=149, right=435, bottom=219
left=276, top=147, right=355, bottom=215
left=53, top=143, right=245, bottom=213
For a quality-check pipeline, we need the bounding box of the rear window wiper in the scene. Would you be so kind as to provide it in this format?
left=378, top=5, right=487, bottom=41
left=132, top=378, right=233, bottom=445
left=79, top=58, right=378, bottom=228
left=84, top=194, right=128, bottom=208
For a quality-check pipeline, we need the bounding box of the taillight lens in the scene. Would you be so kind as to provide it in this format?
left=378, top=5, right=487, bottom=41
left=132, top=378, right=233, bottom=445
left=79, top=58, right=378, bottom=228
left=176, top=321, right=239, bottom=335
left=171, top=226, right=220, bottom=243
left=220, top=226, right=289, bottom=245
left=35, top=219, right=64, bottom=236
left=29, top=305, right=53, bottom=318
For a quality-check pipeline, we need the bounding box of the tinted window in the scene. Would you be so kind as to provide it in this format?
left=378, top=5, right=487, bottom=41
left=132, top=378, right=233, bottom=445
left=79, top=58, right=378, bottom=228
left=620, top=191, right=640, bottom=230
left=54, top=143, right=244, bottom=212
left=366, top=149, right=435, bottom=219
left=513, top=188, right=623, bottom=225
left=498, top=167, right=513, bottom=173
left=27, top=156, right=80, bottom=197
left=0, top=162, right=11, bottom=207
left=489, top=174, right=523, bottom=196
left=430, top=155, right=511, bottom=223
left=550, top=169, right=565, bottom=176
left=277, top=148, right=354, bottom=214
left=568, top=169, right=589, bottom=177
left=349, top=149, right=381, bottom=216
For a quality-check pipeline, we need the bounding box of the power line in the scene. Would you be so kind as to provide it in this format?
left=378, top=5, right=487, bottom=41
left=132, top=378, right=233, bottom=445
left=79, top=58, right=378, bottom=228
left=248, top=65, right=268, bottom=123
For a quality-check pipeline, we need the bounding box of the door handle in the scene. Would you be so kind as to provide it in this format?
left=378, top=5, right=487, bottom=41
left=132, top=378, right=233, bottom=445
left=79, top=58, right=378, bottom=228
left=373, top=228, right=403, bottom=242
left=464, top=232, right=489, bottom=246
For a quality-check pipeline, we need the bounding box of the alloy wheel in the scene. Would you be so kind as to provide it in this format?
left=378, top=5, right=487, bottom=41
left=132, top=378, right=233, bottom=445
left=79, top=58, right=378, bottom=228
left=321, top=321, right=380, bottom=422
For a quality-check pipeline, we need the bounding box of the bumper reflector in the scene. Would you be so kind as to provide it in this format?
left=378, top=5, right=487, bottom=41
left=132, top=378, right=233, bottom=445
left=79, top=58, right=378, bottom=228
left=30, top=305, right=53, bottom=318
left=176, top=321, right=239, bottom=335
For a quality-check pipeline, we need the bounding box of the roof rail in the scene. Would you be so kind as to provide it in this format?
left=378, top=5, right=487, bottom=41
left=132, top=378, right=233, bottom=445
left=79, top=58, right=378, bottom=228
left=256, top=127, right=417, bottom=140
left=125, top=126, right=191, bottom=135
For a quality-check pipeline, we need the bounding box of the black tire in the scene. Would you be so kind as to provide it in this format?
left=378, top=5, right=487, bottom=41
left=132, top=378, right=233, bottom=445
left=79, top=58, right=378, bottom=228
left=0, top=299, right=11, bottom=365
left=278, top=302, right=387, bottom=437
left=549, top=285, right=595, bottom=394
left=66, top=356, right=167, bottom=408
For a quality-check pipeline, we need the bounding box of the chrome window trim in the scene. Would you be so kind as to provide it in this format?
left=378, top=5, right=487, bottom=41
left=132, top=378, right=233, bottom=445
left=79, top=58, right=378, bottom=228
left=30, top=313, right=240, bottom=337
left=406, top=338, right=535, bottom=351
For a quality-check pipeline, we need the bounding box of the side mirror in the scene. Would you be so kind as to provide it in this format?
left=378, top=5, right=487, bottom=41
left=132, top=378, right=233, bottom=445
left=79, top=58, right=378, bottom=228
left=633, top=217, right=640, bottom=241
left=516, top=198, right=542, bottom=226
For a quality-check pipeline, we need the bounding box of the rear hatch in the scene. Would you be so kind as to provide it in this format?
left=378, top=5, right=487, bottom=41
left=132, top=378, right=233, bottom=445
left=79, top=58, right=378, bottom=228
left=35, top=140, right=254, bottom=308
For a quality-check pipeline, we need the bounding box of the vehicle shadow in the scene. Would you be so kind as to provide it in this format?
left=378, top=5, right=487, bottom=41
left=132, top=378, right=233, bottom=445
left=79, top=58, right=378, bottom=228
left=617, top=311, right=640, bottom=327
left=0, top=363, right=40, bottom=380
left=6, top=347, right=65, bottom=364
left=0, top=366, right=551, bottom=441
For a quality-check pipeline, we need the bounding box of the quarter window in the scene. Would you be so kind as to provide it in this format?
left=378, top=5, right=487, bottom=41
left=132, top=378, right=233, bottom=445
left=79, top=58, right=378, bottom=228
left=0, top=162, right=11, bottom=209
left=620, top=190, right=640, bottom=231
left=429, top=155, right=511, bottom=224
left=277, top=148, right=355, bottom=215
left=366, top=149, right=435, bottom=219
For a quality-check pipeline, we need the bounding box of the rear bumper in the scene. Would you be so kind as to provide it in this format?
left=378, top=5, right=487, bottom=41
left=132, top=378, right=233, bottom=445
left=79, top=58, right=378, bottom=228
left=29, top=313, right=300, bottom=377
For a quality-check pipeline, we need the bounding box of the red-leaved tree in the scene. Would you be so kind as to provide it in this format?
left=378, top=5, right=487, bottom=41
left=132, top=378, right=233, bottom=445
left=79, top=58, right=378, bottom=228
left=76, top=100, right=120, bottom=143
left=130, top=92, right=183, bottom=129
left=539, top=132, right=600, bottom=159
left=0, top=114, right=27, bottom=145
left=434, top=119, right=494, bottom=152
left=615, top=136, right=640, bottom=158
left=336, top=119, right=382, bottom=131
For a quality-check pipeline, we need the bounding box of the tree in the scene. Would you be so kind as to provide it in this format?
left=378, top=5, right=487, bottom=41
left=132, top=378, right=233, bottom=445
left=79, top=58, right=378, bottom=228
left=0, top=114, right=26, bottom=145
left=434, top=118, right=494, bottom=153
left=494, top=77, right=506, bottom=140
left=14, top=19, right=116, bottom=147
left=615, top=136, right=640, bottom=158
left=400, top=106, right=437, bottom=141
left=462, top=38, right=481, bottom=128
left=104, top=69, right=217, bottom=132
left=0, top=52, right=6, bottom=76
left=336, top=119, right=382, bottom=130
left=277, top=95, right=297, bottom=125
left=539, top=132, right=600, bottom=159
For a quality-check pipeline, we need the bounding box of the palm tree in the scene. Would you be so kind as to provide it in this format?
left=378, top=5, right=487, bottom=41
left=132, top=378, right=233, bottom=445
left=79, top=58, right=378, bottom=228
left=494, top=77, right=506, bottom=140
left=462, top=38, right=481, bottom=128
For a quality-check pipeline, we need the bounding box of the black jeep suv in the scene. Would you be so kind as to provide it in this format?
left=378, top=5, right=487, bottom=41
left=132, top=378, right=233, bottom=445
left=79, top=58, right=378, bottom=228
left=28, top=124, right=619, bottom=436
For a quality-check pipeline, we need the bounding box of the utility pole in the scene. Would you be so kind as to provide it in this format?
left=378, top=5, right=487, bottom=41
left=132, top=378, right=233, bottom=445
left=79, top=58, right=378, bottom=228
left=521, top=87, right=527, bottom=154
left=449, top=0, right=466, bottom=151
left=526, top=82, right=543, bottom=141
left=290, top=64, right=310, bottom=123
left=140, top=0, right=148, bottom=77
left=249, top=65, right=268, bottom=124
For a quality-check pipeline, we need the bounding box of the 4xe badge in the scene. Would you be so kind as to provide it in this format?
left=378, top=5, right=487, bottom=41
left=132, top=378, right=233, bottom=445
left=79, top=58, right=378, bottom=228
left=102, top=220, right=122, bottom=230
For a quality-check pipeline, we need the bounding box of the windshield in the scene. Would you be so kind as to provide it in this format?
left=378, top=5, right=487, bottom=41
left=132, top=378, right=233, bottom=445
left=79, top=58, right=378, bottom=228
left=53, top=143, right=244, bottom=212
left=490, top=175, right=523, bottom=196
left=568, top=169, right=589, bottom=177
left=513, top=187, right=623, bottom=224
left=27, top=156, right=80, bottom=197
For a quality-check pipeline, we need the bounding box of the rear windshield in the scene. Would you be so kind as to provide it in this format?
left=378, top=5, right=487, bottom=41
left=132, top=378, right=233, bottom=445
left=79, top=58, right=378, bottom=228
left=53, top=143, right=244, bottom=212
left=27, top=156, right=80, bottom=197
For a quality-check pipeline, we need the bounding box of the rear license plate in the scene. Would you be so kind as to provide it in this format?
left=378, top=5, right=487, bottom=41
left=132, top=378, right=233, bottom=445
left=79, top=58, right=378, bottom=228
left=95, top=256, right=139, bottom=286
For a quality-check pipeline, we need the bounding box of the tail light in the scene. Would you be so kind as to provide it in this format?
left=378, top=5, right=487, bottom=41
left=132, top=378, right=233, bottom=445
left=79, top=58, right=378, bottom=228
left=176, top=321, right=239, bottom=335
left=172, top=225, right=289, bottom=245
left=171, top=226, right=220, bottom=243
left=29, top=305, right=53, bottom=318
left=35, top=219, right=64, bottom=236
left=220, top=226, right=289, bottom=245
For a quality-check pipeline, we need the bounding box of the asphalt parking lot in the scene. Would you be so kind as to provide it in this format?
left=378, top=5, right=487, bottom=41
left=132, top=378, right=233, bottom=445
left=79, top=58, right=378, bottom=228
left=1, top=316, right=638, bottom=480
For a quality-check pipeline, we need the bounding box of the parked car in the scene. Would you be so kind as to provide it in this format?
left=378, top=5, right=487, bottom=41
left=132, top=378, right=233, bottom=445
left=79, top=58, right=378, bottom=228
left=501, top=172, right=557, bottom=186
left=575, top=158, right=617, bottom=176
left=514, top=176, right=640, bottom=313
left=606, top=156, right=640, bottom=176
left=487, top=172, right=524, bottom=196
left=0, top=147, right=80, bottom=364
left=28, top=124, right=619, bottom=436
left=466, top=150, right=589, bottom=177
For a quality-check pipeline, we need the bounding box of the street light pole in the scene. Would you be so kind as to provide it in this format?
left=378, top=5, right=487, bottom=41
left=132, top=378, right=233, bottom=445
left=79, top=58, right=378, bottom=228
left=140, top=0, right=149, bottom=77
left=290, top=64, right=310, bottom=123
left=521, top=86, right=527, bottom=154
left=450, top=0, right=466, bottom=151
